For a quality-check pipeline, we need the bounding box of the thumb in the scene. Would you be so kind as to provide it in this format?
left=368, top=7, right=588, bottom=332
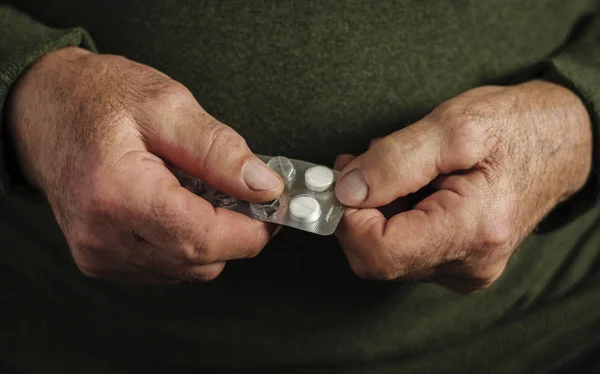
left=140, top=89, right=283, bottom=202
left=335, top=120, right=443, bottom=208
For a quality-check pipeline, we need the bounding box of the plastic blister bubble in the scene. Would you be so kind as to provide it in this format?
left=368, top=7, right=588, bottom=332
left=172, top=155, right=346, bottom=235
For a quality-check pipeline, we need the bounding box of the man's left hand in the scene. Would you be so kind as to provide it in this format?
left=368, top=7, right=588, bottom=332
left=334, top=80, right=592, bottom=293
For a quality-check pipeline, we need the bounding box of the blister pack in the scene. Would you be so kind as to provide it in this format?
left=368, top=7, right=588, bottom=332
left=172, top=155, right=346, bottom=235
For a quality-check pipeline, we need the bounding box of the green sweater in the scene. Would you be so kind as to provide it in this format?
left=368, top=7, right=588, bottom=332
left=2, top=1, right=600, bottom=373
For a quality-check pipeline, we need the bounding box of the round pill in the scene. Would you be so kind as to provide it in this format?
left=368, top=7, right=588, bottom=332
left=267, top=156, right=296, bottom=183
left=289, top=194, right=321, bottom=222
left=304, top=165, right=334, bottom=192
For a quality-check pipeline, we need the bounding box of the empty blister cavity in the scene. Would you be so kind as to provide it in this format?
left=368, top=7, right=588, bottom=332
left=250, top=198, right=281, bottom=219
left=289, top=194, right=321, bottom=222
left=180, top=176, right=205, bottom=195
left=267, top=156, right=296, bottom=183
left=212, top=191, right=238, bottom=208
left=304, top=165, right=334, bottom=192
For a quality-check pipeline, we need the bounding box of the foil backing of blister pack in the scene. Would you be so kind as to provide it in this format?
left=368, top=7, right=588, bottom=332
left=172, top=155, right=346, bottom=235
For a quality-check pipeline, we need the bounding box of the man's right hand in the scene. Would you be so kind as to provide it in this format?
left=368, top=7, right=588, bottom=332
left=6, top=47, right=283, bottom=284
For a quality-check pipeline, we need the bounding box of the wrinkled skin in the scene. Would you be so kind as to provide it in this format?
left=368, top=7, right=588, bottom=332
left=6, top=46, right=593, bottom=293
left=334, top=81, right=593, bottom=293
left=7, top=47, right=283, bottom=283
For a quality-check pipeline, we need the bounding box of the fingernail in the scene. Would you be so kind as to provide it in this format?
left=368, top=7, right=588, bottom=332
left=243, top=159, right=282, bottom=191
left=335, top=169, right=369, bottom=205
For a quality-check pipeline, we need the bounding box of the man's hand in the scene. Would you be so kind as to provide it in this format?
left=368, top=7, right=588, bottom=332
left=334, top=80, right=593, bottom=293
left=6, top=47, right=283, bottom=283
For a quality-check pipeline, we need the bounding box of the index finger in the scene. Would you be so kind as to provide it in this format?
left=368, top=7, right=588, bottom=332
left=335, top=188, right=471, bottom=281
left=122, top=155, right=273, bottom=265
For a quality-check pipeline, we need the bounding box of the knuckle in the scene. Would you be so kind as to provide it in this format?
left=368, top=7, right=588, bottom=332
left=194, top=242, right=218, bottom=264
left=182, top=240, right=216, bottom=264
left=433, top=101, right=498, bottom=169
left=165, top=189, right=191, bottom=216
left=468, top=262, right=506, bottom=287
left=82, top=179, right=120, bottom=218
left=193, top=241, right=218, bottom=263
left=205, top=120, right=245, bottom=150
left=179, top=242, right=199, bottom=263
left=128, top=79, right=196, bottom=117
left=118, top=61, right=184, bottom=103
left=148, top=190, right=191, bottom=235
left=84, top=193, right=113, bottom=217
left=68, top=238, right=109, bottom=279
left=67, top=227, right=103, bottom=252
left=154, top=80, right=195, bottom=106
left=480, top=215, right=515, bottom=248
left=447, top=113, right=487, bottom=164
left=192, top=243, right=216, bottom=263
left=200, top=120, right=247, bottom=171
left=184, top=225, right=222, bottom=264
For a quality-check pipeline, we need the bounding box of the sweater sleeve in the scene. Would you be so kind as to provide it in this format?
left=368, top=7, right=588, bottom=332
left=536, top=11, right=600, bottom=233
left=0, top=5, right=96, bottom=195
